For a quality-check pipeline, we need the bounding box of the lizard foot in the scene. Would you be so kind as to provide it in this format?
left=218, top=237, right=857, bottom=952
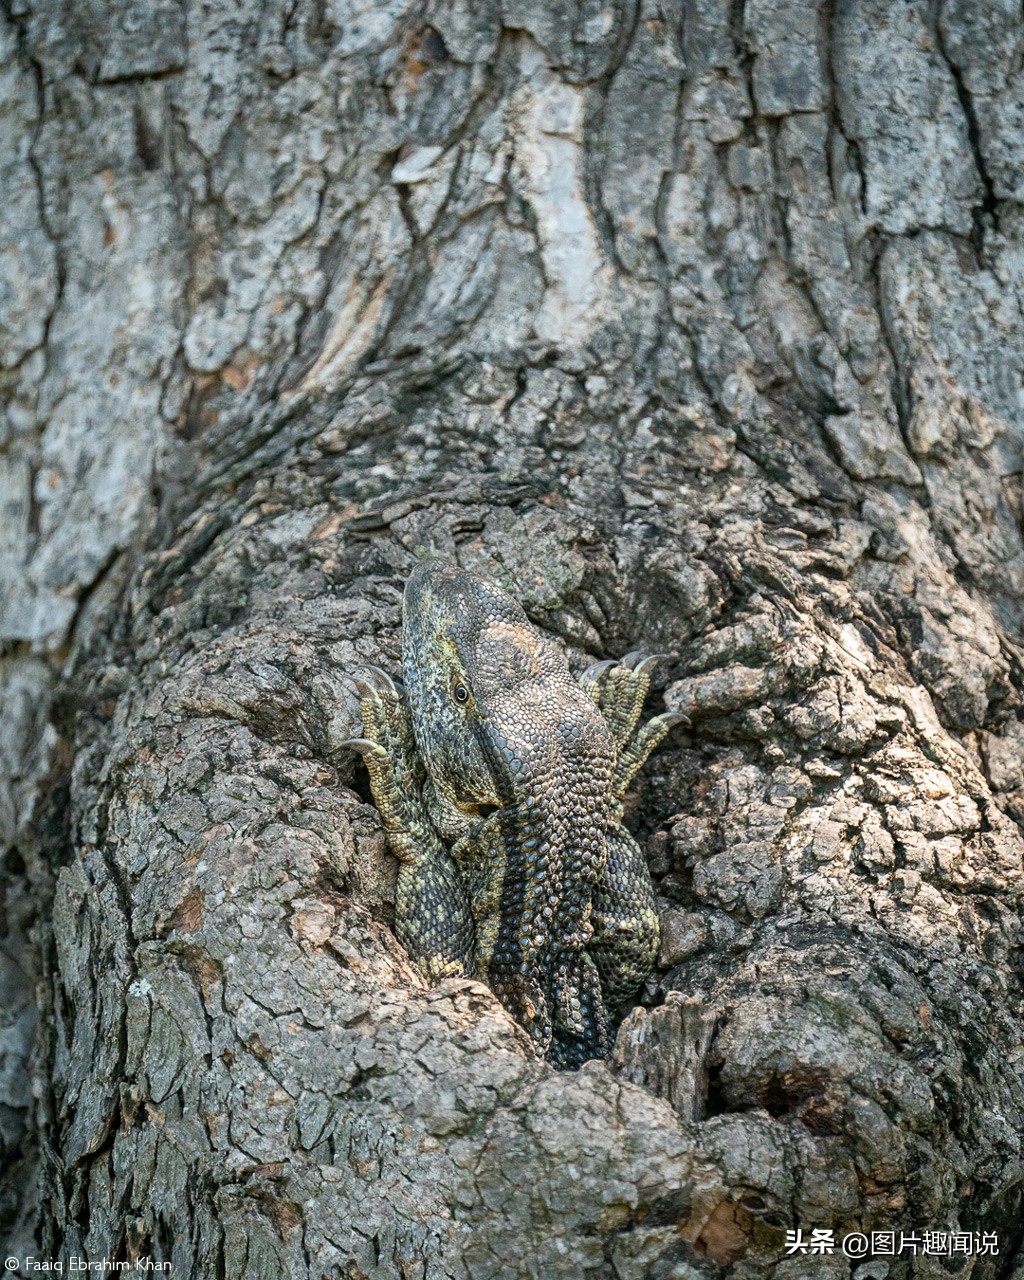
left=340, top=666, right=427, bottom=863
left=580, top=653, right=688, bottom=797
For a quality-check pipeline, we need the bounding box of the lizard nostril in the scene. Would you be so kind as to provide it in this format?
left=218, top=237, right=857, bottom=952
left=460, top=801, right=500, bottom=820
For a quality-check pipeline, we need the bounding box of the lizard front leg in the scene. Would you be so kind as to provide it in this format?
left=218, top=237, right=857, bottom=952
left=343, top=667, right=475, bottom=983
left=579, top=654, right=683, bottom=1015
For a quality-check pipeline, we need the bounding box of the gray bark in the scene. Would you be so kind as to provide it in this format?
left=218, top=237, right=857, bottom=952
left=2, top=0, right=1024, bottom=1277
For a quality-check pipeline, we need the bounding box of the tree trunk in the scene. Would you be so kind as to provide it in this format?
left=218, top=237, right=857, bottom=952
left=3, top=1, right=1024, bottom=1276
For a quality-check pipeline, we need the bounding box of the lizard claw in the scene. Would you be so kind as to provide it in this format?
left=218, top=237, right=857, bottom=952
left=653, top=709, right=690, bottom=729
left=631, top=653, right=672, bottom=677
left=349, top=674, right=376, bottom=699
left=620, top=651, right=672, bottom=674
left=581, top=658, right=616, bottom=686
left=350, top=666, right=402, bottom=700
left=338, top=736, right=389, bottom=759
left=364, top=663, right=403, bottom=696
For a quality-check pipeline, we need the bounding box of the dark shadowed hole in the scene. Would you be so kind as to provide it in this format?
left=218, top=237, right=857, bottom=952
left=346, top=759, right=376, bottom=809
left=703, top=1060, right=731, bottom=1118
left=3, top=846, right=26, bottom=876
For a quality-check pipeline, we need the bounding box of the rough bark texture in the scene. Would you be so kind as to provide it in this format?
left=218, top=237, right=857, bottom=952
left=2, top=0, right=1024, bottom=1277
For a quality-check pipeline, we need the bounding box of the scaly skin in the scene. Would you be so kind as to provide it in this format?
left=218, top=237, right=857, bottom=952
left=345, top=561, right=683, bottom=1068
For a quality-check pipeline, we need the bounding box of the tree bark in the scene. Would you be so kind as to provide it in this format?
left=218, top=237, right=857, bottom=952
left=3, top=1, right=1024, bottom=1276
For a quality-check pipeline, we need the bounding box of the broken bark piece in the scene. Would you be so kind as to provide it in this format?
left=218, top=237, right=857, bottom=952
left=610, top=993, right=720, bottom=1121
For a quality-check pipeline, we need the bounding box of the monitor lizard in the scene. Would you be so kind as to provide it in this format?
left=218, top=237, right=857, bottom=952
left=343, top=559, right=684, bottom=1068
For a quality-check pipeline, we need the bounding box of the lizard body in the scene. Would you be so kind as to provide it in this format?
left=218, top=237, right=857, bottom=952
left=347, top=560, right=681, bottom=1067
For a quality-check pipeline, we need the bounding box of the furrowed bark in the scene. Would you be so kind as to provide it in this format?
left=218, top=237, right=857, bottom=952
left=2, top=1, right=1024, bottom=1277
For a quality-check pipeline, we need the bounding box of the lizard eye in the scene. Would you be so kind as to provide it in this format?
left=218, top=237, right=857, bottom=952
left=453, top=682, right=469, bottom=704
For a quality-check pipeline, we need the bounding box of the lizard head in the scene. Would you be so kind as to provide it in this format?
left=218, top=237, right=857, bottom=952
left=401, top=559, right=615, bottom=984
